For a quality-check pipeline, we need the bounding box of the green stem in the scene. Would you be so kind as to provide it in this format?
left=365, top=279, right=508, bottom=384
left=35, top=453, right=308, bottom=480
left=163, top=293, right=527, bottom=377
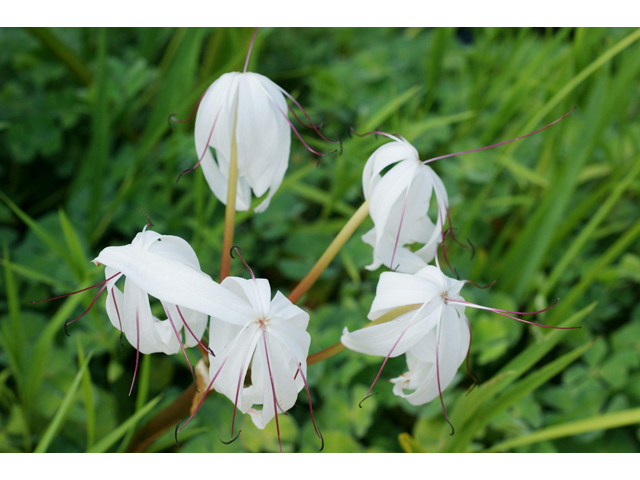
left=219, top=107, right=239, bottom=282
left=288, top=201, right=370, bottom=304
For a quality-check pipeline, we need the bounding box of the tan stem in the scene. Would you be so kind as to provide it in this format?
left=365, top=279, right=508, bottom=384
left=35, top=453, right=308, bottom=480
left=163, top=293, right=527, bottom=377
left=219, top=108, right=239, bottom=282
left=288, top=200, right=370, bottom=304
left=307, top=303, right=422, bottom=365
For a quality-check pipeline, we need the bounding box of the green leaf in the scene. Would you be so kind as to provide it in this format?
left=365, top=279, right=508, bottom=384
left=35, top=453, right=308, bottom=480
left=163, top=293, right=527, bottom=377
left=486, top=407, right=640, bottom=452
left=88, top=395, right=163, bottom=453
left=441, top=302, right=595, bottom=451
left=58, top=208, right=87, bottom=279
left=34, top=351, right=93, bottom=453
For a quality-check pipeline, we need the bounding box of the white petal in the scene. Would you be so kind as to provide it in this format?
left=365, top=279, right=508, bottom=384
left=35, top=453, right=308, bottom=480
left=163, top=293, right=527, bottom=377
left=362, top=140, right=418, bottom=199
left=247, top=328, right=302, bottom=429
left=122, top=278, right=179, bottom=354
left=93, top=246, right=254, bottom=326
left=368, top=271, right=441, bottom=320
left=341, top=299, right=442, bottom=358
left=220, top=277, right=272, bottom=320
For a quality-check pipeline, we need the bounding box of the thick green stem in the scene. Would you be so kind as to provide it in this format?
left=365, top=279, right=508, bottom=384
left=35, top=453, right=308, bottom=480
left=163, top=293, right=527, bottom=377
left=288, top=200, right=370, bottom=304
left=219, top=109, right=239, bottom=282
left=308, top=303, right=422, bottom=365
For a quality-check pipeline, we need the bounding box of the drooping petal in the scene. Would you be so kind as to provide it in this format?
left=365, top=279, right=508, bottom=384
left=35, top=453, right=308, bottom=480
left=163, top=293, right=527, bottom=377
left=93, top=246, right=254, bottom=326
left=220, top=277, right=272, bottom=320
left=393, top=305, right=470, bottom=405
left=341, top=299, right=442, bottom=358
left=368, top=269, right=442, bottom=320
left=362, top=139, right=418, bottom=199
left=246, top=328, right=303, bottom=429
left=121, top=278, right=179, bottom=355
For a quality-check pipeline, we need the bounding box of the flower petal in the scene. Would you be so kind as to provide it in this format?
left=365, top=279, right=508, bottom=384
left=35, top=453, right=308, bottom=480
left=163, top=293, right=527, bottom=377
left=93, top=246, right=254, bottom=326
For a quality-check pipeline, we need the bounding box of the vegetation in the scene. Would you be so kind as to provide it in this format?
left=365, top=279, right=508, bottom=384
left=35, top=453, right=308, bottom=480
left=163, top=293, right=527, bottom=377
left=1, top=27, right=640, bottom=453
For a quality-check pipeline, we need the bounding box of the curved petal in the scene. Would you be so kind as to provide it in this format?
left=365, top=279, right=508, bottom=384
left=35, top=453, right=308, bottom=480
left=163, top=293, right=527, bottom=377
left=122, top=278, right=179, bottom=355
left=341, top=299, right=442, bottom=358
left=246, top=328, right=302, bottom=429
left=363, top=140, right=418, bottom=199
left=93, top=246, right=254, bottom=326
left=369, top=270, right=442, bottom=320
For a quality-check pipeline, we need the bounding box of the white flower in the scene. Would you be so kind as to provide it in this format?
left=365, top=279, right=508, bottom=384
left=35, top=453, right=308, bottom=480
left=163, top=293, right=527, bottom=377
left=194, top=72, right=291, bottom=213
left=341, top=265, right=468, bottom=384
left=341, top=264, right=568, bottom=424
left=93, top=227, right=212, bottom=355
left=361, top=137, right=449, bottom=274
left=206, top=276, right=311, bottom=433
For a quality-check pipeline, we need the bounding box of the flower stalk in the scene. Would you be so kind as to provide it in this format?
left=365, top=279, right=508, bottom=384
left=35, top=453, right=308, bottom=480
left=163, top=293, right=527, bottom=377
left=219, top=107, right=239, bottom=282
left=288, top=200, right=370, bottom=304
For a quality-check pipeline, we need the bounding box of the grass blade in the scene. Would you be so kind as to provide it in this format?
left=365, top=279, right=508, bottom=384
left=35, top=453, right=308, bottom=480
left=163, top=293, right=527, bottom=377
left=88, top=395, right=163, bottom=453
left=486, top=407, right=640, bottom=452
left=448, top=340, right=593, bottom=452
left=34, top=351, right=93, bottom=453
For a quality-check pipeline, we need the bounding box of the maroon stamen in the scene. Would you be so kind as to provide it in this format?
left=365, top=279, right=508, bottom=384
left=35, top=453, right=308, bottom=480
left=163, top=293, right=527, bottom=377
left=178, top=354, right=231, bottom=437
left=436, top=343, right=455, bottom=436
left=437, top=228, right=459, bottom=279
left=389, top=170, right=414, bottom=272
left=265, top=93, right=336, bottom=158
left=463, top=317, right=478, bottom=396
left=63, top=283, right=108, bottom=336
left=445, top=208, right=472, bottom=252
left=129, top=310, right=140, bottom=396
left=227, top=345, right=251, bottom=444
left=110, top=289, right=124, bottom=349
left=350, top=127, right=400, bottom=142
left=31, top=272, right=121, bottom=304
left=280, top=89, right=339, bottom=144
left=176, top=106, right=223, bottom=183
left=360, top=308, right=422, bottom=408
left=166, top=308, right=198, bottom=392
left=142, top=214, right=153, bottom=228
left=463, top=279, right=497, bottom=290
left=230, top=245, right=255, bottom=281
left=243, top=28, right=258, bottom=73
left=168, top=87, right=210, bottom=128
left=445, top=298, right=580, bottom=330
left=296, top=362, right=324, bottom=452
left=260, top=323, right=282, bottom=453
left=422, top=107, right=576, bottom=166
left=175, top=305, right=214, bottom=356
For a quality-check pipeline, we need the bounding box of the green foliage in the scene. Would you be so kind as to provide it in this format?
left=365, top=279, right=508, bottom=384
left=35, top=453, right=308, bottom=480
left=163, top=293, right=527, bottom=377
left=1, top=27, right=640, bottom=452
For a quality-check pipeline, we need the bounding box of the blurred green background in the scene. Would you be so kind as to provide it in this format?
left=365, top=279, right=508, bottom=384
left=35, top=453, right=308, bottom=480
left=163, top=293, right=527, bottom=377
left=1, top=27, right=640, bottom=453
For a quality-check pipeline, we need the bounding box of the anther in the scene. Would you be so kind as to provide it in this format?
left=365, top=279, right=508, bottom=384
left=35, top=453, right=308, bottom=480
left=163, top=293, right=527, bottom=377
left=63, top=319, right=71, bottom=337
left=358, top=391, right=378, bottom=408
left=174, top=418, right=185, bottom=446
left=191, top=365, right=199, bottom=393
left=143, top=214, right=153, bottom=228
left=220, top=430, right=241, bottom=445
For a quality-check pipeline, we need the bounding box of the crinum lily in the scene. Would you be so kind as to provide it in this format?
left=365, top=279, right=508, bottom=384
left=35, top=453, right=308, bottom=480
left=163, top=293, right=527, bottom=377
left=177, top=247, right=322, bottom=452
left=361, top=135, right=449, bottom=273
left=34, top=225, right=254, bottom=395
left=341, top=262, right=576, bottom=433
left=176, top=28, right=336, bottom=213
left=357, top=107, right=577, bottom=274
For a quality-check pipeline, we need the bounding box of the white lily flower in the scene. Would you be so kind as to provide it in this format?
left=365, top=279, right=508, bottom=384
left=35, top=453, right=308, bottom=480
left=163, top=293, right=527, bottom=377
left=175, top=245, right=322, bottom=451
left=361, top=137, right=449, bottom=274
left=206, top=277, right=310, bottom=431
left=194, top=71, right=291, bottom=213
left=93, top=227, right=211, bottom=356
left=341, top=263, right=569, bottom=429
